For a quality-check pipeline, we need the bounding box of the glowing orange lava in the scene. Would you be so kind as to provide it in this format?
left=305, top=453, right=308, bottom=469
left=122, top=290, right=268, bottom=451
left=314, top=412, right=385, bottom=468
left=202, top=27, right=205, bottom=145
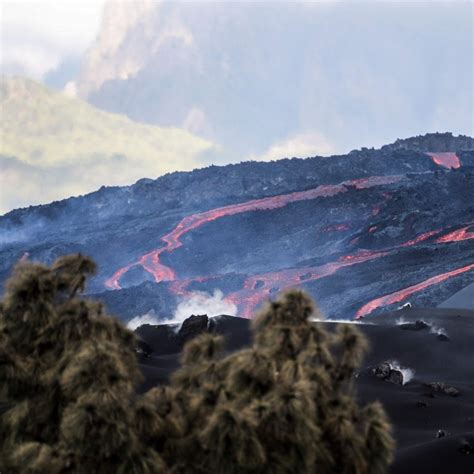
left=400, top=230, right=440, bottom=247
left=104, top=264, right=136, bottom=290
left=436, top=225, right=474, bottom=244
left=230, top=222, right=474, bottom=318
left=104, top=165, right=471, bottom=322
left=426, top=152, right=461, bottom=169
left=355, top=263, right=474, bottom=319
left=105, top=174, right=404, bottom=289
left=227, top=250, right=389, bottom=318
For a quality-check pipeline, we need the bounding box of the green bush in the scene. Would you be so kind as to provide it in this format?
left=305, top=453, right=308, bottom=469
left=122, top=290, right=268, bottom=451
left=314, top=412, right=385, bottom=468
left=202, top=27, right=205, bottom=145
left=0, top=255, right=394, bottom=473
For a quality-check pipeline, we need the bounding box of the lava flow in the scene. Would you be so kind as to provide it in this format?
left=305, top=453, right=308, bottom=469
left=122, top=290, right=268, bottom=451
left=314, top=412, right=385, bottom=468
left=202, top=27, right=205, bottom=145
left=355, top=263, right=474, bottom=319
left=426, top=152, right=461, bottom=169
left=105, top=174, right=403, bottom=289
left=228, top=222, right=474, bottom=318
left=436, top=224, right=474, bottom=244
left=226, top=250, right=389, bottom=318
left=104, top=164, right=472, bottom=321
left=400, top=230, right=441, bottom=247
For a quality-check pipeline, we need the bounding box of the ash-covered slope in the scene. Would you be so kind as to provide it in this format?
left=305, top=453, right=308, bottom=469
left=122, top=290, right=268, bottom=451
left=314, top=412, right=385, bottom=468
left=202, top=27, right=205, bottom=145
left=1, top=133, right=473, bottom=321
left=135, top=309, right=474, bottom=474
left=438, top=282, right=474, bottom=311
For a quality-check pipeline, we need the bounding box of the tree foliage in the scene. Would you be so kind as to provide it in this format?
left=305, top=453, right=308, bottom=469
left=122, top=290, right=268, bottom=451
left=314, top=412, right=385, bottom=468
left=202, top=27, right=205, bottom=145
left=0, top=255, right=394, bottom=473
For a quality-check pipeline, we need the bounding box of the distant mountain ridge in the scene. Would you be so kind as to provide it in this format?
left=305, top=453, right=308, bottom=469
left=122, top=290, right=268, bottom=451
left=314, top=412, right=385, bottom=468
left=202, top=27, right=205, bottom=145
left=379, top=133, right=474, bottom=153
left=71, top=1, right=472, bottom=162
left=1, top=133, right=473, bottom=322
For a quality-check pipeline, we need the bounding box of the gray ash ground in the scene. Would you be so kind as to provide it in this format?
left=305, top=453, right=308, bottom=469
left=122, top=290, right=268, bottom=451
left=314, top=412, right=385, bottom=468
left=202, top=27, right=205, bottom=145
left=136, top=307, right=474, bottom=474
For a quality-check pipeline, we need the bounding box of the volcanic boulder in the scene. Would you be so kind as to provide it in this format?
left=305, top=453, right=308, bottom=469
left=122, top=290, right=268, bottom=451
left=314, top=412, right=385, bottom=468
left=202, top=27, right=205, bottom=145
left=399, top=320, right=430, bottom=331
left=426, top=382, right=460, bottom=397
left=177, top=314, right=214, bottom=348
left=372, top=361, right=405, bottom=385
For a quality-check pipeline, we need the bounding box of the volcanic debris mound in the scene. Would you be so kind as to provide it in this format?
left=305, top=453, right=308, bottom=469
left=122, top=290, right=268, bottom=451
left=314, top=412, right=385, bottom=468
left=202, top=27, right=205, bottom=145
left=398, top=320, right=430, bottom=331
left=371, top=361, right=405, bottom=385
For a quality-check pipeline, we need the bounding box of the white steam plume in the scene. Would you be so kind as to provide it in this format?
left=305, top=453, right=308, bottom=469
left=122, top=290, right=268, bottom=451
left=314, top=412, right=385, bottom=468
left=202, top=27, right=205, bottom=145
left=313, top=318, right=372, bottom=325
left=388, top=360, right=415, bottom=385
left=173, top=290, right=237, bottom=321
left=127, top=311, right=161, bottom=330
left=430, top=324, right=448, bottom=337
left=127, top=290, right=237, bottom=331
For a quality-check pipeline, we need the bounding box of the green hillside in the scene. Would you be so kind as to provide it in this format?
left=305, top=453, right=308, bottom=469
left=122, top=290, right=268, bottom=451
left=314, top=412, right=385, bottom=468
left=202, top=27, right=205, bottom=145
left=0, top=76, right=215, bottom=213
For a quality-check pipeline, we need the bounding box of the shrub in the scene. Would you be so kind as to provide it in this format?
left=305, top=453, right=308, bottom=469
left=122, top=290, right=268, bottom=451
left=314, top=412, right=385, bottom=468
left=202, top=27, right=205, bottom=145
left=0, top=255, right=394, bottom=473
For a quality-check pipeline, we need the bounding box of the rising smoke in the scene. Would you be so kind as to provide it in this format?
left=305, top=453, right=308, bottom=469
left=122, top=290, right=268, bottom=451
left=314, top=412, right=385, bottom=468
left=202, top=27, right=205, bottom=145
left=126, top=310, right=161, bottom=330
left=395, top=317, right=448, bottom=338
left=173, top=289, right=237, bottom=321
left=388, top=360, right=415, bottom=385
left=429, top=324, right=448, bottom=338
left=126, top=289, right=237, bottom=331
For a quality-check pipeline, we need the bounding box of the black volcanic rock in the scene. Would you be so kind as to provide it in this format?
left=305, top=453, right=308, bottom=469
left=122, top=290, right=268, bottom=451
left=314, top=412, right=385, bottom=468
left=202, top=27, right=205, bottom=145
left=380, top=132, right=474, bottom=153
left=399, top=320, right=430, bottom=331
left=135, top=308, right=474, bottom=474
left=458, top=440, right=474, bottom=455
left=176, top=314, right=210, bottom=347
left=425, top=382, right=460, bottom=397
left=134, top=324, right=179, bottom=355
left=416, top=401, right=429, bottom=408
left=134, top=313, right=219, bottom=356
left=135, top=338, right=153, bottom=358
left=371, top=361, right=404, bottom=385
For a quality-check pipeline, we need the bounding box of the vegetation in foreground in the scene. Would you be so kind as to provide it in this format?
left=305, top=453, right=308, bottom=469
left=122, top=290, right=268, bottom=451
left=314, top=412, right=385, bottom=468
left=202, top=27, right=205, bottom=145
left=0, top=254, right=394, bottom=473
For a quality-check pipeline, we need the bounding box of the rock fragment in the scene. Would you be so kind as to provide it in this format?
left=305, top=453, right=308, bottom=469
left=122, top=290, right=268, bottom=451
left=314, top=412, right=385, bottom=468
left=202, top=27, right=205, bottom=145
left=399, top=320, right=430, bottom=331
left=425, top=382, right=460, bottom=397
left=371, top=361, right=406, bottom=385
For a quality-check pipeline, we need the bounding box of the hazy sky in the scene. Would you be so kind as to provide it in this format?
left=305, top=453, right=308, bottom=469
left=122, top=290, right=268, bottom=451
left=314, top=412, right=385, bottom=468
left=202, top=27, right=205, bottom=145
left=2, top=0, right=105, bottom=79
left=3, top=1, right=472, bottom=82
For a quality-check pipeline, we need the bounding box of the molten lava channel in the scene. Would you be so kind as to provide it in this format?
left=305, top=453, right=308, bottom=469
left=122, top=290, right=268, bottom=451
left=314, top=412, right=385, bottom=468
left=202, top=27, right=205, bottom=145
left=104, top=166, right=473, bottom=319
left=105, top=174, right=403, bottom=290
left=226, top=250, right=389, bottom=319
left=173, top=222, right=474, bottom=319
left=426, top=152, right=461, bottom=169
left=436, top=225, right=474, bottom=244
left=355, top=263, right=474, bottom=319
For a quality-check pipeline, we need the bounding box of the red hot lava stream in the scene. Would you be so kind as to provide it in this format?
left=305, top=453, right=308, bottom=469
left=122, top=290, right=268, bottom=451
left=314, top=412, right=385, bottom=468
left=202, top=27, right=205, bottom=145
left=436, top=224, right=474, bottom=244
left=355, top=263, right=474, bottom=319
left=400, top=230, right=441, bottom=247
left=103, top=165, right=472, bottom=320
left=106, top=214, right=474, bottom=318
left=105, top=174, right=403, bottom=289
left=426, top=152, right=461, bottom=169
left=226, top=250, right=389, bottom=319
left=227, top=223, right=474, bottom=318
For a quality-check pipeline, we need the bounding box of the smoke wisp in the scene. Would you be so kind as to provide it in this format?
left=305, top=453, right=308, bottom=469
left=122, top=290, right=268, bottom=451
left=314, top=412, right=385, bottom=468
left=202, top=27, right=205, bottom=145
left=126, top=310, right=161, bottom=330
left=388, top=360, right=415, bottom=385
left=173, top=289, right=237, bottom=321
